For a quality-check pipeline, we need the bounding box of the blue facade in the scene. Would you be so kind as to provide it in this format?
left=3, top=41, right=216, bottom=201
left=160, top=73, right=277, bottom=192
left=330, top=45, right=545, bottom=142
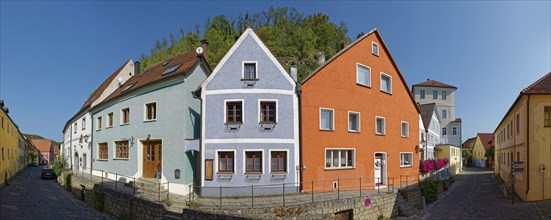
left=200, top=28, right=299, bottom=196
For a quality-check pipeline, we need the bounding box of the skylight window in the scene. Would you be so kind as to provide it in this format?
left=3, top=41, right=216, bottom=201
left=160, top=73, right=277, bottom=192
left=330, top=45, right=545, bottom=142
left=121, top=83, right=136, bottom=93
left=162, top=63, right=182, bottom=76
left=162, top=59, right=173, bottom=66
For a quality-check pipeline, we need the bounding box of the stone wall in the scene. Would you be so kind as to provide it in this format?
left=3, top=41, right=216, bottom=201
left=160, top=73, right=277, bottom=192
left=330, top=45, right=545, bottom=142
left=183, top=193, right=400, bottom=219
left=399, top=186, right=423, bottom=207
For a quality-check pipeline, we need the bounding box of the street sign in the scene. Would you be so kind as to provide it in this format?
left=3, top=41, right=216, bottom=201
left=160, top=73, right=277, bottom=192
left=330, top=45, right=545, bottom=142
left=364, top=198, right=372, bottom=206
left=513, top=161, right=524, bottom=174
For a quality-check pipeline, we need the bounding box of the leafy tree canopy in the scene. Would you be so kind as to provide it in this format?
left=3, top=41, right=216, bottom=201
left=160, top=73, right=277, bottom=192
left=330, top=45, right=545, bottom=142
left=25, top=134, right=62, bottom=145
left=139, top=6, right=351, bottom=81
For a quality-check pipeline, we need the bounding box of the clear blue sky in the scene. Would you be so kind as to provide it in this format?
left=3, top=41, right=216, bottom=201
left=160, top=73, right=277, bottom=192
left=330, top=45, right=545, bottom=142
left=1, top=1, right=550, bottom=142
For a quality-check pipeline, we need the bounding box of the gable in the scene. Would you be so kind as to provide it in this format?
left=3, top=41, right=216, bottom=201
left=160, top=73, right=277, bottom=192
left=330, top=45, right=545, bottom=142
left=202, top=28, right=295, bottom=91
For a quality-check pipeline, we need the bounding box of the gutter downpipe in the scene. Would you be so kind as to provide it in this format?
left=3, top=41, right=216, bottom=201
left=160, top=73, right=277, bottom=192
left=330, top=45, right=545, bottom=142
left=526, top=94, right=530, bottom=197
left=297, top=83, right=304, bottom=192
left=90, top=112, right=93, bottom=173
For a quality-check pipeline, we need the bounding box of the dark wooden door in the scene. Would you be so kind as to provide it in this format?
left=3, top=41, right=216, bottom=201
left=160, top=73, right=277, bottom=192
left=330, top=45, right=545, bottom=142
left=143, top=140, right=162, bottom=178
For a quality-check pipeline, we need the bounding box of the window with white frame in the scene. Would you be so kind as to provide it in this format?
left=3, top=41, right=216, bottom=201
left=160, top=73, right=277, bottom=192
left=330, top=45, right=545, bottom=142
left=218, top=151, right=234, bottom=173
left=245, top=151, right=263, bottom=173
left=400, top=153, right=413, bottom=167
left=243, top=62, right=257, bottom=80
left=380, top=73, right=392, bottom=93
left=325, top=149, right=354, bottom=169
left=442, top=127, right=447, bottom=135
left=372, top=42, right=379, bottom=56
left=96, top=116, right=102, bottom=130
left=82, top=118, right=86, bottom=130
left=145, top=102, right=157, bottom=121
left=442, top=109, right=447, bottom=119
left=226, top=101, right=243, bottom=124
left=452, top=127, right=457, bottom=135
left=320, top=108, right=334, bottom=130
left=114, top=140, right=129, bottom=159
left=356, top=64, right=371, bottom=86
left=74, top=122, right=77, bottom=133
left=433, top=90, right=438, bottom=99
left=420, top=90, right=425, bottom=99
left=260, top=101, right=276, bottom=123
left=107, top=112, right=113, bottom=127
left=121, top=108, right=130, bottom=125
left=376, top=117, right=385, bottom=135
left=98, top=143, right=108, bottom=160
left=270, top=151, right=287, bottom=173
left=442, top=91, right=447, bottom=100
left=401, top=122, right=409, bottom=137
left=348, top=112, right=360, bottom=132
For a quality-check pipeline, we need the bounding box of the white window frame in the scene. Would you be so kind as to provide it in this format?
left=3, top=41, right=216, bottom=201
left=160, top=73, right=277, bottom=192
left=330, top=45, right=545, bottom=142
left=324, top=148, right=356, bottom=170
left=82, top=118, right=86, bottom=130
left=215, top=149, right=236, bottom=174
left=258, top=99, right=278, bottom=124
left=442, top=109, right=447, bottom=119
left=442, top=91, right=447, bottom=100
left=97, top=142, right=108, bottom=161
left=356, top=63, right=371, bottom=87
left=348, top=111, right=361, bottom=132
left=400, top=152, right=413, bottom=167
left=144, top=101, right=157, bottom=122
left=243, top=149, right=264, bottom=174
left=442, top=127, right=447, bottom=135
left=452, top=127, right=457, bottom=135
left=107, top=112, right=114, bottom=128
left=269, top=149, right=289, bottom=174
left=120, top=107, right=130, bottom=125
left=401, top=121, right=409, bottom=138
left=372, top=41, right=379, bottom=56
left=375, top=116, right=386, bottom=135
left=74, top=122, right=77, bottom=134
left=319, top=108, right=335, bottom=131
left=96, top=116, right=102, bottom=131
left=420, top=90, right=425, bottom=99
left=113, top=140, right=129, bottom=160
left=224, top=99, right=245, bottom=124
left=380, top=72, right=392, bottom=94
left=242, top=61, right=259, bottom=80
left=433, top=90, right=438, bottom=99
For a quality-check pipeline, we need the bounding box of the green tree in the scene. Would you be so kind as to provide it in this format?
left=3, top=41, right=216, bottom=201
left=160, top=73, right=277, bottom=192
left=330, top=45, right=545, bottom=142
left=485, top=146, right=495, bottom=159
left=52, top=153, right=68, bottom=176
left=462, top=149, right=472, bottom=159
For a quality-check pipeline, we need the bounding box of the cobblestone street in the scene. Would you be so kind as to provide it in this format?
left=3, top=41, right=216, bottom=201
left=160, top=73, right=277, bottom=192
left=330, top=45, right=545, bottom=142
left=0, top=166, right=113, bottom=220
left=424, top=167, right=551, bottom=220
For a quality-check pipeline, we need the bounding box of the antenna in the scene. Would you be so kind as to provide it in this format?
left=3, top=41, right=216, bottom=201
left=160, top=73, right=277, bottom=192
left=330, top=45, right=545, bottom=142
left=196, top=47, right=204, bottom=54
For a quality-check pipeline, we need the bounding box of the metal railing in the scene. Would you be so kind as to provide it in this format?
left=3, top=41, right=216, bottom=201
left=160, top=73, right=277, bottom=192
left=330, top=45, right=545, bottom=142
left=71, top=168, right=169, bottom=202
left=189, top=177, right=395, bottom=209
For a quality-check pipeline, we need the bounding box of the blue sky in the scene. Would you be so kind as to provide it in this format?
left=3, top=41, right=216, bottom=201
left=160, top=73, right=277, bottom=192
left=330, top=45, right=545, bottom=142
left=1, top=1, right=550, bottom=142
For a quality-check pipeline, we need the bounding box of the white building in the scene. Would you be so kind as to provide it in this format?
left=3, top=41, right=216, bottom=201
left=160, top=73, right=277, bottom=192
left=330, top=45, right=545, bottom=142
left=63, top=59, right=136, bottom=172
left=419, top=103, right=441, bottom=160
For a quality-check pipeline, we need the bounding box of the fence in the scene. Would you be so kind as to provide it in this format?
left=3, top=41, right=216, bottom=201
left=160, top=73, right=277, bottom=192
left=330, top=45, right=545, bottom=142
left=71, top=168, right=169, bottom=202
left=189, top=177, right=396, bottom=209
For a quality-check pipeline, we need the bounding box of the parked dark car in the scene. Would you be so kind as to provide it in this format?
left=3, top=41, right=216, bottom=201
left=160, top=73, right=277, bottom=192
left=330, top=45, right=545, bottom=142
left=41, top=168, right=56, bottom=179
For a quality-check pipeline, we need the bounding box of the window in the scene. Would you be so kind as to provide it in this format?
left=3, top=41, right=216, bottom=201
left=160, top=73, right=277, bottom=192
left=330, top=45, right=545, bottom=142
left=516, top=114, right=520, bottom=133
left=433, top=90, right=438, bottom=99
left=320, top=108, right=334, bottom=130
left=442, top=127, right=447, bottom=135
left=96, top=116, right=102, bottom=130
left=442, top=91, right=447, bottom=100
left=372, top=42, right=379, bottom=56
left=115, top=141, right=129, bottom=159
left=401, top=122, right=409, bottom=138
left=442, top=109, right=447, bottom=119
left=271, top=151, right=287, bottom=173
left=98, top=143, right=108, bottom=160
left=420, top=90, right=425, bottom=99
left=400, top=153, right=413, bottom=167
left=121, top=108, right=130, bottom=125
left=260, top=101, right=276, bottom=123
left=245, top=151, right=262, bottom=173
left=226, top=101, right=243, bottom=124
left=545, top=106, right=551, bottom=127
left=356, top=64, right=371, bottom=86
left=82, top=118, right=86, bottom=130
left=243, top=62, right=257, bottom=80
left=145, top=102, right=157, bottom=121
left=380, top=73, right=392, bottom=93
left=74, top=122, right=77, bottom=134
left=517, top=152, right=520, bottom=161
left=325, top=149, right=354, bottom=169
left=452, top=127, right=457, bottom=135
left=348, top=112, right=360, bottom=132
left=376, top=117, right=385, bottom=135
left=107, top=112, right=113, bottom=127
left=218, top=151, right=234, bottom=173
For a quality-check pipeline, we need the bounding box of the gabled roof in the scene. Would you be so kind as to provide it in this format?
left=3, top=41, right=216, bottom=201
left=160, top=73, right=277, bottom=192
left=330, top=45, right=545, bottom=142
left=32, top=139, right=52, bottom=152
left=300, top=28, right=420, bottom=113
left=53, top=145, right=60, bottom=155
left=419, top=103, right=438, bottom=130
left=494, top=72, right=551, bottom=133
left=476, top=133, right=494, bottom=150
left=100, top=48, right=209, bottom=108
left=197, top=27, right=295, bottom=91
left=413, top=79, right=457, bottom=89
left=462, top=137, right=476, bottom=149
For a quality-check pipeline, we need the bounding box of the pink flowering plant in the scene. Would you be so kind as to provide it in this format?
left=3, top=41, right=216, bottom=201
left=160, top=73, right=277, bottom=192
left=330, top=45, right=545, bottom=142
left=420, top=160, right=435, bottom=174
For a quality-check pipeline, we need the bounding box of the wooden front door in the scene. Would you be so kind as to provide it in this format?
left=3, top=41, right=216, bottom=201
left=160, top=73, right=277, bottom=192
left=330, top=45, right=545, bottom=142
left=143, top=140, right=162, bottom=178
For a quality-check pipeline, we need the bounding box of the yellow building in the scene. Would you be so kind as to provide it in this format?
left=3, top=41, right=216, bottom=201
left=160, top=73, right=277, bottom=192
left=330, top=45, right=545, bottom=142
left=0, top=100, right=20, bottom=184
left=472, top=133, right=494, bottom=168
left=436, top=145, right=462, bottom=175
left=494, top=72, right=551, bottom=201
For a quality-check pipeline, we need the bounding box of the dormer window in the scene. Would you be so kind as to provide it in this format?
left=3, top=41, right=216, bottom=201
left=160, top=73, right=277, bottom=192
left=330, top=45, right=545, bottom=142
left=242, top=62, right=258, bottom=80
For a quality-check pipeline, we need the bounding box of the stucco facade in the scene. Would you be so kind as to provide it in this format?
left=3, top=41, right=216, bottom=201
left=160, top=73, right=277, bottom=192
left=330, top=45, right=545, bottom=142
left=199, top=28, right=299, bottom=196
left=436, top=145, right=461, bottom=175
left=300, top=29, right=420, bottom=191
left=0, top=105, right=20, bottom=184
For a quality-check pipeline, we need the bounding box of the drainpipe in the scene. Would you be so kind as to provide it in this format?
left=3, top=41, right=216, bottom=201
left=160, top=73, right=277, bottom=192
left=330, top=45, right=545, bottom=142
left=526, top=95, right=530, bottom=197
left=69, top=124, right=73, bottom=169
left=90, top=112, right=93, bottom=173
left=297, top=82, right=303, bottom=192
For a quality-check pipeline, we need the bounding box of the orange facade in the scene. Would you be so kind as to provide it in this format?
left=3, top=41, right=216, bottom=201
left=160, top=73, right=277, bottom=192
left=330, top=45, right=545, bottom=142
left=300, top=30, right=420, bottom=191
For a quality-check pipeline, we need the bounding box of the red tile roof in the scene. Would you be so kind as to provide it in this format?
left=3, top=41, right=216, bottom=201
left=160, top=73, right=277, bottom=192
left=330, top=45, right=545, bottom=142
left=477, top=133, right=494, bottom=150
left=522, top=72, right=551, bottom=94
left=32, top=139, right=52, bottom=153
left=462, top=137, right=476, bottom=149
left=413, top=79, right=457, bottom=89
left=53, top=145, right=60, bottom=155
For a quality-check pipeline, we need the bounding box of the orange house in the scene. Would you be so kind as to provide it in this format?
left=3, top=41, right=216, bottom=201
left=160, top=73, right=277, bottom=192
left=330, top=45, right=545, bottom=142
left=300, top=29, right=420, bottom=191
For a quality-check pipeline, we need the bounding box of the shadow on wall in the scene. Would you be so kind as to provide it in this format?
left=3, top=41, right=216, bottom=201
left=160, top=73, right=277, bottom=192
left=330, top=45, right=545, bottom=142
left=189, top=108, right=201, bottom=138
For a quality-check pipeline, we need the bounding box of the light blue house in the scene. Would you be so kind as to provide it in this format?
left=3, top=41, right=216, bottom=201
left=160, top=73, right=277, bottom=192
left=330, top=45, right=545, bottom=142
left=91, top=45, right=210, bottom=196
left=198, top=28, right=299, bottom=196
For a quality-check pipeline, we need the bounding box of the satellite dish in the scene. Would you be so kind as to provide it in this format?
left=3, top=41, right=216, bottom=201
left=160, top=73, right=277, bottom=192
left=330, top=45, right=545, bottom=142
left=196, top=47, right=204, bottom=54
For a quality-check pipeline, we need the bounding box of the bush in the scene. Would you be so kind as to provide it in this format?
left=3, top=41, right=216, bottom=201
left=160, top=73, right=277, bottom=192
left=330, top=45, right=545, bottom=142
left=64, top=173, right=73, bottom=191
left=52, top=153, right=68, bottom=177
left=419, top=178, right=438, bottom=204
left=420, top=160, right=435, bottom=174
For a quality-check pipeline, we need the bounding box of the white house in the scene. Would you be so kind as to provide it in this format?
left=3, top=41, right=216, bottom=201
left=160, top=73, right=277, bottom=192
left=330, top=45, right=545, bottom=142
left=419, top=103, right=441, bottom=160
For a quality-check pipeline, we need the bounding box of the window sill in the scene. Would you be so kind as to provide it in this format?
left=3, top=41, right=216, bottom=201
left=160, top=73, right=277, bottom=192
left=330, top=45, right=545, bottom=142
left=245, top=172, right=263, bottom=175
left=380, top=90, right=392, bottom=95
left=325, top=167, right=355, bottom=170
left=113, top=158, right=129, bottom=161
left=375, top=133, right=386, bottom=136
left=217, top=172, right=235, bottom=175
left=225, top=122, right=243, bottom=125
left=241, top=78, right=259, bottom=81
left=348, top=130, right=360, bottom=133
left=356, top=83, right=371, bottom=88
left=144, top=119, right=157, bottom=123
left=319, top=129, right=334, bottom=132
left=400, top=165, right=412, bottom=168
left=120, top=123, right=129, bottom=126
left=270, top=172, right=288, bottom=175
left=372, top=53, right=379, bottom=57
left=259, top=122, right=277, bottom=125
left=401, top=136, right=409, bottom=138
left=96, top=129, right=102, bottom=131
left=106, top=126, right=113, bottom=129
left=96, top=159, right=108, bottom=161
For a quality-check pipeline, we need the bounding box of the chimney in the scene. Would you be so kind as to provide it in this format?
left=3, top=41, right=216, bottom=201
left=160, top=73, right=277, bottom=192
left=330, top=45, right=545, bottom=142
left=134, top=61, right=141, bottom=75
left=3, top=107, right=9, bottom=114
left=200, top=39, right=209, bottom=61
left=290, top=67, right=298, bottom=82
left=427, top=78, right=430, bottom=81
left=0, top=100, right=4, bottom=107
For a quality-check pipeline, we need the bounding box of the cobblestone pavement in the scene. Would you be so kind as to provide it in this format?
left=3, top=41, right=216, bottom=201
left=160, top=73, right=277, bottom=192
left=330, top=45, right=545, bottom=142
left=0, top=166, right=114, bottom=220
left=423, top=167, right=551, bottom=220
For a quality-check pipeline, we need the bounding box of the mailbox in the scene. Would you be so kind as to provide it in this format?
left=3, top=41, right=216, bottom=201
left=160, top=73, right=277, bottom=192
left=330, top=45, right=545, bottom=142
left=174, top=169, right=181, bottom=179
